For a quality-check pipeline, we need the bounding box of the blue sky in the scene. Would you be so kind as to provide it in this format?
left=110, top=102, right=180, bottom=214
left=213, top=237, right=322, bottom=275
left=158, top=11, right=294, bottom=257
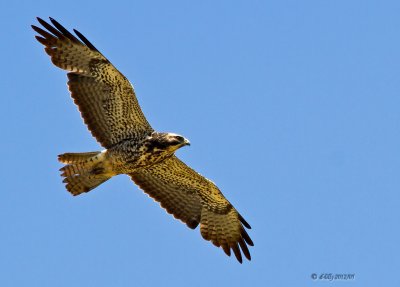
left=1, top=0, right=399, bottom=286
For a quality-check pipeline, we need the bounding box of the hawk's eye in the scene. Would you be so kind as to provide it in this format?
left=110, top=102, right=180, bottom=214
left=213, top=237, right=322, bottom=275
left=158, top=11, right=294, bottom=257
left=175, top=136, right=184, bottom=142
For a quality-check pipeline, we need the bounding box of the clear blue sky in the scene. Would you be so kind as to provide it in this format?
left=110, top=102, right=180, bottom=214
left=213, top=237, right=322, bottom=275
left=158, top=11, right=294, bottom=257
left=1, top=1, right=399, bottom=286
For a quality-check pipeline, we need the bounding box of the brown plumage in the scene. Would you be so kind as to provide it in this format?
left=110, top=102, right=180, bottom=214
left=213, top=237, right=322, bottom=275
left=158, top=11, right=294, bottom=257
left=32, top=17, right=253, bottom=263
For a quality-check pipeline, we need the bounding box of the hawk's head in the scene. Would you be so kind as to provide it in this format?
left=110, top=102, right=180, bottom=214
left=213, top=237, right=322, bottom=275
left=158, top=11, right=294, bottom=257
left=146, top=132, right=190, bottom=154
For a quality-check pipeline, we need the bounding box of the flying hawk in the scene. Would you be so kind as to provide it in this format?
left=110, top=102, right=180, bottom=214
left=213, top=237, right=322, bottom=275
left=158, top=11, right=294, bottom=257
left=32, top=17, right=253, bottom=263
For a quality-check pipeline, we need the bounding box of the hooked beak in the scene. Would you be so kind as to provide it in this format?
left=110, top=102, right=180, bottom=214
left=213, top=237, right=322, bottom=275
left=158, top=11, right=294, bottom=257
left=184, top=138, right=191, bottom=146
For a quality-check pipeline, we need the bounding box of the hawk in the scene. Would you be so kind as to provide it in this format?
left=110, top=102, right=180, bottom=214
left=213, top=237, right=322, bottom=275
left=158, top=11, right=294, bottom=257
left=32, top=17, right=253, bottom=263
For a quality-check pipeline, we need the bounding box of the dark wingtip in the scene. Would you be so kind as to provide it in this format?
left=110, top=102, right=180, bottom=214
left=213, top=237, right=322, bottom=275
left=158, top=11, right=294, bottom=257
left=73, top=28, right=100, bottom=52
left=231, top=244, right=243, bottom=263
left=186, top=218, right=199, bottom=229
left=242, top=228, right=254, bottom=247
left=239, top=238, right=251, bottom=261
left=239, top=214, right=251, bottom=229
left=222, top=245, right=231, bottom=257
left=36, top=17, right=47, bottom=27
left=50, top=18, right=77, bottom=39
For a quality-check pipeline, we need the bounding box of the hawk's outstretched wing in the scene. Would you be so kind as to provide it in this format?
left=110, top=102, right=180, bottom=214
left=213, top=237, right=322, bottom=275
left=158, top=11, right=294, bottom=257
left=32, top=17, right=153, bottom=148
left=129, top=156, right=254, bottom=263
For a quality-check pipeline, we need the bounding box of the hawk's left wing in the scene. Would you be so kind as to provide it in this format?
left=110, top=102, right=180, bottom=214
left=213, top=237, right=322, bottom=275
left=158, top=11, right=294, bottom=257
left=129, top=156, right=253, bottom=263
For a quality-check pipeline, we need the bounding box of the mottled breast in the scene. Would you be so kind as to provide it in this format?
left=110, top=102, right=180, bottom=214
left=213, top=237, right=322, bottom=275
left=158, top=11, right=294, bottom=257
left=107, top=138, right=175, bottom=174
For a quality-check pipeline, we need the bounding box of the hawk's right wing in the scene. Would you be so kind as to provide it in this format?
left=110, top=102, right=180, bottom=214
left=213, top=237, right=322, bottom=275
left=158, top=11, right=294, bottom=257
left=32, top=17, right=153, bottom=148
left=129, top=156, right=254, bottom=263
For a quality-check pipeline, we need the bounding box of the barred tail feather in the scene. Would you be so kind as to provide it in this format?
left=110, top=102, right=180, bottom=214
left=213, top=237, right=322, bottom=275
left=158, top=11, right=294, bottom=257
left=58, top=152, right=100, bottom=164
left=58, top=151, right=112, bottom=196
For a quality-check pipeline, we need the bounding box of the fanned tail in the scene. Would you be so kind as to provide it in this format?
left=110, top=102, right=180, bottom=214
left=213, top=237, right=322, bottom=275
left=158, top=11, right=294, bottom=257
left=58, top=151, right=112, bottom=195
